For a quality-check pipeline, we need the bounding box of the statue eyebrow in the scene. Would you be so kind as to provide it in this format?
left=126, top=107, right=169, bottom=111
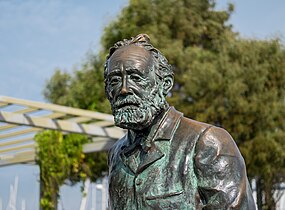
left=125, top=68, right=143, bottom=76
left=107, top=68, right=144, bottom=79
left=107, top=69, right=121, bottom=78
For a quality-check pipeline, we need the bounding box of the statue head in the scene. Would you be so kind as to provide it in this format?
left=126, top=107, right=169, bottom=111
left=104, top=34, right=174, bottom=130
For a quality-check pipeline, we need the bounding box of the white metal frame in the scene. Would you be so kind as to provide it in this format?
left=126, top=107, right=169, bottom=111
left=0, top=96, right=123, bottom=167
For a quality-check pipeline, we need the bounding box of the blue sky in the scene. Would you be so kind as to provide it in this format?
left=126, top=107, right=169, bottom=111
left=1, top=0, right=285, bottom=102
left=219, top=0, right=285, bottom=40
left=0, top=0, right=285, bottom=209
left=0, top=0, right=128, bottom=101
left=0, top=0, right=128, bottom=209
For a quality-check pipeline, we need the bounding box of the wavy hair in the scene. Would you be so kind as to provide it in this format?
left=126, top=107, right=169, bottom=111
left=104, top=34, right=173, bottom=80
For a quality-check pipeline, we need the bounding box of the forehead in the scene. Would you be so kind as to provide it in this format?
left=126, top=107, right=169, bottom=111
left=107, top=45, right=153, bottom=72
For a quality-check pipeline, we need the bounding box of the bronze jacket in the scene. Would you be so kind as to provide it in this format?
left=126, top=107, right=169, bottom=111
left=108, top=107, right=256, bottom=210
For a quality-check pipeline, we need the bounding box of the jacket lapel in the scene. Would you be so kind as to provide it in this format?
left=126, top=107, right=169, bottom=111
left=137, top=107, right=183, bottom=173
left=120, top=107, right=183, bottom=174
left=137, top=142, right=164, bottom=174
left=119, top=134, right=139, bottom=174
left=120, top=152, right=139, bottom=174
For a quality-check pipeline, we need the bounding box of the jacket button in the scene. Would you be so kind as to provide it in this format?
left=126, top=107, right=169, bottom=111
left=136, top=178, right=143, bottom=186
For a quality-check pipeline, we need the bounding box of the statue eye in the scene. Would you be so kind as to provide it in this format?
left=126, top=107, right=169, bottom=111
left=130, top=74, right=142, bottom=82
left=110, top=77, right=120, bottom=86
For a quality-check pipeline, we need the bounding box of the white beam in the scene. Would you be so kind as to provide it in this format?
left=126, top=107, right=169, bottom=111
left=0, top=127, right=40, bottom=139
left=0, top=150, right=35, bottom=166
left=0, top=111, right=124, bottom=139
left=14, top=107, right=38, bottom=114
left=0, top=143, right=34, bottom=153
left=0, top=137, right=33, bottom=147
left=0, top=96, right=123, bottom=167
left=0, top=112, right=66, bottom=132
left=0, top=102, right=8, bottom=107
left=0, top=96, right=114, bottom=122
left=0, top=124, right=17, bottom=131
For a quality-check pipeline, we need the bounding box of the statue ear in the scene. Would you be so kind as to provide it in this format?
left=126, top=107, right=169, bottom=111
left=162, top=75, right=174, bottom=96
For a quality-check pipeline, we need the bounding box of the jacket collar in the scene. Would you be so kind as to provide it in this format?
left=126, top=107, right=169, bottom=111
left=123, top=106, right=183, bottom=152
left=152, top=106, right=183, bottom=142
left=120, top=107, right=183, bottom=174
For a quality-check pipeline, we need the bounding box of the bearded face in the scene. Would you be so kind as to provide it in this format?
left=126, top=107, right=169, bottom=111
left=111, top=81, right=168, bottom=130
left=105, top=45, right=168, bottom=130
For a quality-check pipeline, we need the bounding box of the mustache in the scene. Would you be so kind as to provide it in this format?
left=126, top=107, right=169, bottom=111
left=113, top=95, right=142, bottom=109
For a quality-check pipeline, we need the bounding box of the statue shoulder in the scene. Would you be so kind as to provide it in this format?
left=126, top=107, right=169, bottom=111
left=193, top=126, right=255, bottom=209
left=194, top=126, right=242, bottom=163
left=175, top=113, right=240, bottom=159
left=178, top=115, right=212, bottom=138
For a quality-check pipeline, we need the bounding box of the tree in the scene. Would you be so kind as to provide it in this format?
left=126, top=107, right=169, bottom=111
left=35, top=131, right=108, bottom=210
left=100, top=1, right=285, bottom=208
left=44, top=55, right=111, bottom=113
left=170, top=37, right=285, bottom=209
left=44, top=0, right=285, bottom=209
left=36, top=132, right=85, bottom=210
left=40, top=56, right=110, bottom=209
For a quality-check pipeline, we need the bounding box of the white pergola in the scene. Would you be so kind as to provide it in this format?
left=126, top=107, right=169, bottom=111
left=0, top=96, right=124, bottom=167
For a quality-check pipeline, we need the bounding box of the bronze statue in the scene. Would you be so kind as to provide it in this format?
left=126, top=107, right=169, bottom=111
left=104, top=34, right=256, bottom=209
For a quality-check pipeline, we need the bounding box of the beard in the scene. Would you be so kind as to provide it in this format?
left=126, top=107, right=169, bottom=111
left=111, top=87, right=168, bottom=131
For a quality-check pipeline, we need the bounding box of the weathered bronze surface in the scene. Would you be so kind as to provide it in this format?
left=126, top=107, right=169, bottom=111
left=104, top=34, right=256, bottom=209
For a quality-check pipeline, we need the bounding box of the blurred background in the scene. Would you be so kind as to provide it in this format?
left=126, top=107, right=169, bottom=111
left=0, top=0, right=284, bottom=209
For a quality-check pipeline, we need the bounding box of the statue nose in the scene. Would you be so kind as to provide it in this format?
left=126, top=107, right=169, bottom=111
left=121, top=86, right=129, bottom=95
left=120, top=76, right=130, bottom=95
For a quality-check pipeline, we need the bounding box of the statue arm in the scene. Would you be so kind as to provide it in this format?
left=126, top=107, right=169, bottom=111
left=194, top=126, right=256, bottom=209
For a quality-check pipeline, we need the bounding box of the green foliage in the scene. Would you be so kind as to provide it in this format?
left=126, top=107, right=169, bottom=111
left=43, top=0, right=285, bottom=208
left=41, top=54, right=110, bottom=209
left=100, top=1, right=285, bottom=207
left=172, top=38, right=285, bottom=140
left=43, top=69, right=71, bottom=106
left=44, top=55, right=111, bottom=113
left=169, top=37, right=285, bottom=208
left=102, top=0, right=233, bottom=52
left=35, top=130, right=108, bottom=209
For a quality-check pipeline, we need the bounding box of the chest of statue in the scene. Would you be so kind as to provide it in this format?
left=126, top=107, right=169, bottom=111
left=108, top=123, right=202, bottom=210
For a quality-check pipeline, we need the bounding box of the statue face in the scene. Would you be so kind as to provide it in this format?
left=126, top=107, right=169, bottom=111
left=105, top=45, right=167, bottom=130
